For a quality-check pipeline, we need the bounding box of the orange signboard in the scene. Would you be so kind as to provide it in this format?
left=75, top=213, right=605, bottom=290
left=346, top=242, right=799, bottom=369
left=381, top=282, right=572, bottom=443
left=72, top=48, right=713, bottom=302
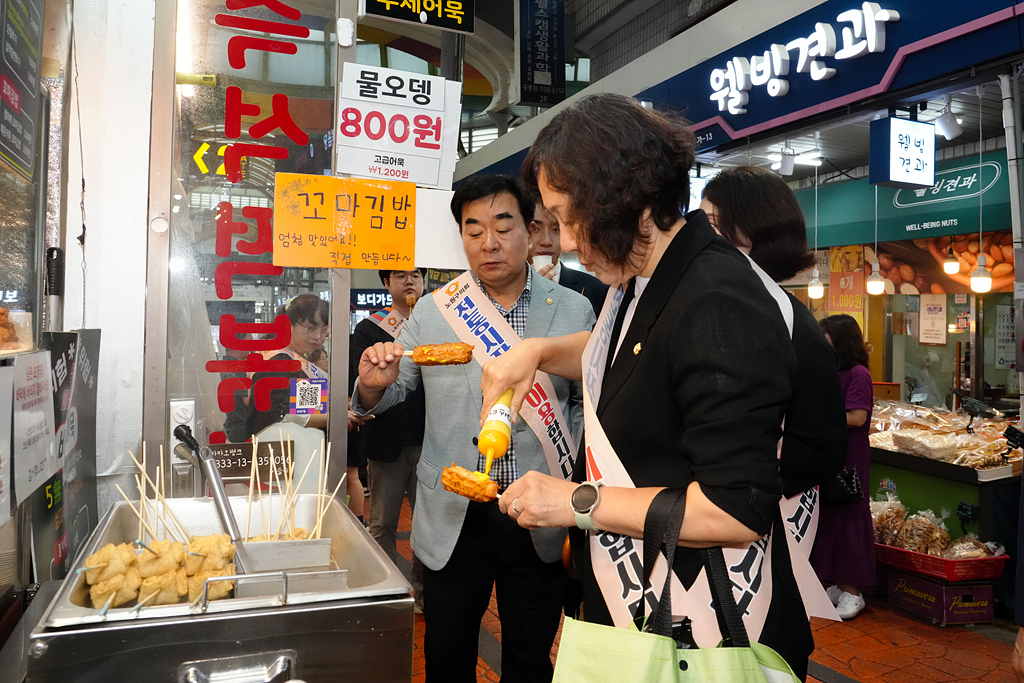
left=272, top=173, right=416, bottom=269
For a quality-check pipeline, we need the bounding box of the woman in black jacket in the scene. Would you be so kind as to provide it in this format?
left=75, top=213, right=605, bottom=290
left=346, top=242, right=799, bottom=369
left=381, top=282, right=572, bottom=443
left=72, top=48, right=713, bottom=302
left=481, top=94, right=813, bottom=679
left=700, top=166, right=847, bottom=498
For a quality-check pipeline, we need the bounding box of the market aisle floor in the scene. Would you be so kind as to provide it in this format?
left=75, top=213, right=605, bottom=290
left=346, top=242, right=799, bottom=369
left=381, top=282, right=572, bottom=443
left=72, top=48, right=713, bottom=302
left=385, top=494, right=1018, bottom=683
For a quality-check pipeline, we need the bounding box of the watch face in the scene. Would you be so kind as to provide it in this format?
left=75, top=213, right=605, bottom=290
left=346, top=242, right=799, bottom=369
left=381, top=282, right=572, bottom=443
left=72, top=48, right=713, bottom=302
left=572, top=484, right=599, bottom=511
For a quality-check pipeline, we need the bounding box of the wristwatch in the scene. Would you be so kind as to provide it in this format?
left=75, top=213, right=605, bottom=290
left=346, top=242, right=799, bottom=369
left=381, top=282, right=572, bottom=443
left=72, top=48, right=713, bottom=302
left=571, top=481, right=605, bottom=530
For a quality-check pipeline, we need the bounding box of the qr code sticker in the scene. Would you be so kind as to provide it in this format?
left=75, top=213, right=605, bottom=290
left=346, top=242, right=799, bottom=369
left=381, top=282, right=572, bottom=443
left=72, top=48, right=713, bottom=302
left=290, top=378, right=326, bottom=415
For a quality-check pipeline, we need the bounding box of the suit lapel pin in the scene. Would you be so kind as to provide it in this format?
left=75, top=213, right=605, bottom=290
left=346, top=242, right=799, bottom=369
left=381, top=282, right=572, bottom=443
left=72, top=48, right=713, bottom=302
left=545, top=297, right=553, bottom=305
left=633, top=342, right=642, bottom=356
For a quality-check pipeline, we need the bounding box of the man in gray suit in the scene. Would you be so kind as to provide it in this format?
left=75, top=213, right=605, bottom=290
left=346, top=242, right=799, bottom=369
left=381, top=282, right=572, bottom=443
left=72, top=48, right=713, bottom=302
left=354, top=175, right=595, bottom=683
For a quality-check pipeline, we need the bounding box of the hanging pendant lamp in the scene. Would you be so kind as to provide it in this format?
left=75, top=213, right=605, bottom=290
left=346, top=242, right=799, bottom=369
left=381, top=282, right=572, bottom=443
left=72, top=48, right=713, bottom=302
left=971, top=87, right=992, bottom=293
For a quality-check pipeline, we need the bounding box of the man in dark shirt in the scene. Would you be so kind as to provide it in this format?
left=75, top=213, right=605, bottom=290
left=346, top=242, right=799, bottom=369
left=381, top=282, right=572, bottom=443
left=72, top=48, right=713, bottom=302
left=350, top=269, right=427, bottom=611
left=528, top=200, right=608, bottom=317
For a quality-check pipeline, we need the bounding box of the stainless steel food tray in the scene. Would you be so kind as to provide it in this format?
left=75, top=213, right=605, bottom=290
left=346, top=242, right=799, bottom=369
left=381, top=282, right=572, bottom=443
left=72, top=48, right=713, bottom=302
left=40, top=494, right=410, bottom=628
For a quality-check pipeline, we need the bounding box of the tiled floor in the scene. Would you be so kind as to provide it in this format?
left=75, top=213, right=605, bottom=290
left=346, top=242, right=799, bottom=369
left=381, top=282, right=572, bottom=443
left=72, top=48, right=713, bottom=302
left=383, top=492, right=1018, bottom=683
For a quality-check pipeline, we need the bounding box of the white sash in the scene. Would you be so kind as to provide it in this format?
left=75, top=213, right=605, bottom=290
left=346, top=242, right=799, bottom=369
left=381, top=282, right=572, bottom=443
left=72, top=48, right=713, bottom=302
left=371, top=307, right=407, bottom=339
left=582, top=276, right=837, bottom=648
left=433, top=273, right=578, bottom=480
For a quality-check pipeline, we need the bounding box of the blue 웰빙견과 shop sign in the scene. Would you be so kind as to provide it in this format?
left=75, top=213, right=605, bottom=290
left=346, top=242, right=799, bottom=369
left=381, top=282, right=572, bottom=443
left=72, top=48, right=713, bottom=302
left=642, top=0, right=1024, bottom=152
left=869, top=117, right=935, bottom=189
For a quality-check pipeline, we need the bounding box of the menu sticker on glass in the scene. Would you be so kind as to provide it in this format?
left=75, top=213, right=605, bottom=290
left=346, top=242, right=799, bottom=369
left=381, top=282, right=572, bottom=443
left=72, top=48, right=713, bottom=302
left=273, top=173, right=416, bottom=270
left=12, top=349, right=56, bottom=504
left=919, top=293, right=947, bottom=346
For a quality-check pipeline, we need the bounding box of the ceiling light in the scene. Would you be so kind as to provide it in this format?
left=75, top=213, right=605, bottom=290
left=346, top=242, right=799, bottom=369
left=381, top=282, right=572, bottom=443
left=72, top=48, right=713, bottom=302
left=779, top=141, right=796, bottom=176
left=943, top=245, right=959, bottom=274
left=768, top=152, right=821, bottom=166
left=807, top=269, right=824, bottom=299
left=866, top=268, right=886, bottom=295
left=867, top=186, right=885, bottom=295
left=971, top=254, right=992, bottom=293
left=970, top=88, right=988, bottom=294
left=934, top=95, right=963, bottom=140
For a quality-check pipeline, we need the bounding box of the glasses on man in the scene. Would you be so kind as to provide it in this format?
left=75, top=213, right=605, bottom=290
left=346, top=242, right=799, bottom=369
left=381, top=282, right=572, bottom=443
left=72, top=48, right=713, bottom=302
left=298, top=322, right=330, bottom=338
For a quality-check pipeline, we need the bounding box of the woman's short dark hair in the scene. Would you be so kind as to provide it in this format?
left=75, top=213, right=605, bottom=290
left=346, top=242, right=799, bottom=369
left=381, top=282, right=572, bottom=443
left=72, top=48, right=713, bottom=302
left=819, top=314, right=869, bottom=371
left=280, top=293, right=328, bottom=327
left=701, top=166, right=815, bottom=282
left=521, top=93, right=696, bottom=269
left=450, top=175, right=535, bottom=228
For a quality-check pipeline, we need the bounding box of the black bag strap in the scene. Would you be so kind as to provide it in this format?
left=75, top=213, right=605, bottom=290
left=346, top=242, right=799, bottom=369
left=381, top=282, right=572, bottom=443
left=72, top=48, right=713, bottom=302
left=636, top=488, right=687, bottom=637
left=636, top=488, right=757, bottom=649
left=700, top=546, right=751, bottom=648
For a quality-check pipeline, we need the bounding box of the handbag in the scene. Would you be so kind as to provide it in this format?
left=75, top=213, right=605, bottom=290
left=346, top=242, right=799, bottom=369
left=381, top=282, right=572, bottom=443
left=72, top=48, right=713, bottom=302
left=552, top=489, right=799, bottom=683
left=819, top=466, right=863, bottom=505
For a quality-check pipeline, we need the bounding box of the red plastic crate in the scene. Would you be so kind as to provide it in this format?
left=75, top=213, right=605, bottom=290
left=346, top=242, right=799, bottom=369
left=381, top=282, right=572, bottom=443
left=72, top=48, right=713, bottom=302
left=875, top=543, right=1009, bottom=582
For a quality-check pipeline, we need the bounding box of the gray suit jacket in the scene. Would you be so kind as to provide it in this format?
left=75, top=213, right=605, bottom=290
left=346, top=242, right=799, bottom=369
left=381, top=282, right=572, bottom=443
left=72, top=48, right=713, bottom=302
left=353, top=272, right=596, bottom=570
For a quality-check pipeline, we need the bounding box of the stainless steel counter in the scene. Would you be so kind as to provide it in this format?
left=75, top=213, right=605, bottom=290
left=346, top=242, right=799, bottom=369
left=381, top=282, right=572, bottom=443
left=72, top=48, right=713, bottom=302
left=23, top=495, right=414, bottom=683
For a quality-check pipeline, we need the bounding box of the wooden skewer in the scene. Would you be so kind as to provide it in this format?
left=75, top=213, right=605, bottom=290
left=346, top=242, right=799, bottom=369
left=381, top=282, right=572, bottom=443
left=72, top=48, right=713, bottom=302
left=317, top=437, right=324, bottom=542
left=255, top=447, right=266, bottom=539
left=273, top=448, right=318, bottom=540
left=130, top=591, right=159, bottom=613
left=160, top=445, right=167, bottom=541
left=288, top=438, right=296, bottom=534
left=76, top=563, right=108, bottom=574
left=139, top=443, right=147, bottom=541
left=99, top=592, right=116, bottom=618
left=114, top=485, right=159, bottom=543
left=314, top=472, right=347, bottom=539
left=136, top=474, right=183, bottom=544
left=245, top=439, right=257, bottom=543
left=188, top=551, right=207, bottom=558
left=133, top=538, right=160, bottom=556
left=127, top=450, right=193, bottom=542
left=318, top=442, right=332, bottom=539
left=269, top=445, right=282, bottom=540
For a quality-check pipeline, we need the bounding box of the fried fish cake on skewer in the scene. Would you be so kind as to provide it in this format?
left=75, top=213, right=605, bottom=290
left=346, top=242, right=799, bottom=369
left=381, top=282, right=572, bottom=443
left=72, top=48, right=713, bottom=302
left=185, top=534, right=236, bottom=576
left=404, top=342, right=474, bottom=366
left=188, top=563, right=237, bottom=602
left=89, top=574, right=139, bottom=609
left=406, top=294, right=417, bottom=309
left=139, top=571, right=179, bottom=606
left=175, top=567, right=189, bottom=597
left=137, top=539, right=184, bottom=578
left=442, top=464, right=499, bottom=503
left=84, top=544, right=128, bottom=585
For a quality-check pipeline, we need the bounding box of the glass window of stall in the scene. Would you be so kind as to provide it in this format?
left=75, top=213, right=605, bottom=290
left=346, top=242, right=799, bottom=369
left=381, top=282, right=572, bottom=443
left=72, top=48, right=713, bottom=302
left=889, top=293, right=966, bottom=409
left=169, top=1, right=338, bottom=464
left=980, top=291, right=1018, bottom=410
left=0, top=96, right=48, bottom=354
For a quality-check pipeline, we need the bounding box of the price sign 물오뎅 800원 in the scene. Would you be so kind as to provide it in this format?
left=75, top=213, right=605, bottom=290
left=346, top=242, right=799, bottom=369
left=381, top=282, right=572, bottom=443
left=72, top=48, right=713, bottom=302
left=272, top=173, right=416, bottom=270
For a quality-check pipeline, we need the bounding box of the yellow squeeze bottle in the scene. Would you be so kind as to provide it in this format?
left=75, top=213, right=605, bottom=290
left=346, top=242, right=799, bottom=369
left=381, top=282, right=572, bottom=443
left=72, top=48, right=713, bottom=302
left=478, top=388, right=514, bottom=476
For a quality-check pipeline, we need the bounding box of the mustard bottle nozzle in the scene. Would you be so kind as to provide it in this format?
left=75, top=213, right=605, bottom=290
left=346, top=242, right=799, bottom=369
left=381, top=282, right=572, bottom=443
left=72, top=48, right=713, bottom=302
left=483, top=448, right=495, bottom=477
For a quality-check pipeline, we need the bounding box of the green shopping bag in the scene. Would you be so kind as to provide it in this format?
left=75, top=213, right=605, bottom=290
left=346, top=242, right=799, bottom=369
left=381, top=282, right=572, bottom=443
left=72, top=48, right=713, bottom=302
left=553, top=489, right=799, bottom=683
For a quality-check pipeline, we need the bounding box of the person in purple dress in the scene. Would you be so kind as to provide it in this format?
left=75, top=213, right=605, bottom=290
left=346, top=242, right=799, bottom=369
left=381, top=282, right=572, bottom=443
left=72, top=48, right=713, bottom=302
left=812, top=314, right=876, bottom=620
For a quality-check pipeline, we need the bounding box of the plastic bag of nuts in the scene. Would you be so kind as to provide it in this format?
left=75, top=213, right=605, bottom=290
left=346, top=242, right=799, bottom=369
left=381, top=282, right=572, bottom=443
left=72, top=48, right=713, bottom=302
left=894, top=510, right=952, bottom=556
left=941, top=535, right=993, bottom=560
left=871, top=498, right=906, bottom=545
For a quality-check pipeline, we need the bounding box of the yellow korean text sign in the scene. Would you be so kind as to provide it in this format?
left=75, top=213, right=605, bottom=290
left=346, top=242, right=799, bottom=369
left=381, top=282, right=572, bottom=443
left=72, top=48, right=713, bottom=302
left=273, top=173, right=416, bottom=269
